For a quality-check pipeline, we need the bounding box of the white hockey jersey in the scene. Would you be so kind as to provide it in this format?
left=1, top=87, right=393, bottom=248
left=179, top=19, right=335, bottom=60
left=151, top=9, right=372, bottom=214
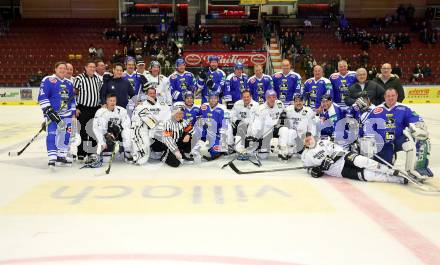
left=93, top=106, right=131, bottom=146
left=144, top=73, right=171, bottom=106
left=284, top=105, right=317, bottom=137
left=301, top=139, right=347, bottom=177
left=230, top=99, right=259, bottom=125
left=131, top=98, right=171, bottom=137
left=251, top=100, right=285, bottom=138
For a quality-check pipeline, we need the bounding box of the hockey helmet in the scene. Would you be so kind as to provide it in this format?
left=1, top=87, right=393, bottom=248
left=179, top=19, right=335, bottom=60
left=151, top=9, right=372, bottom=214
left=149, top=60, right=161, bottom=69
left=175, top=58, right=185, bottom=67
left=265, top=89, right=277, bottom=98
left=208, top=55, right=219, bottom=62
left=234, top=62, right=244, bottom=70
left=184, top=91, right=194, bottom=99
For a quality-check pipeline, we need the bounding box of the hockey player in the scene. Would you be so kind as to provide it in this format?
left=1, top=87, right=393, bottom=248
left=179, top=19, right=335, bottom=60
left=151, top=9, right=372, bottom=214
left=140, top=61, right=171, bottom=106
left=197, top=55, right=227, bottom=104
left=136, top=60, right=148, bottom=77
left=93, top=94, right=132, bottom=162
left=301, top=133, right=407, bottom=184
left=38, top=61, right=76, bottom=167
left=130, top=86, right=172, bottom=165
left=329, top=60, right=357, bottom=108
left=247, top=64, right=273, bottom=104
left=228, top=90, right=259, bottom=153
left=150, top=104, right=195, bottom=167
left=192, top=92, right=228, bottom=161
left=168, top=58, right=196, bottom=103
left=317, top=94, right=346, bottom=139
left=181, top=91, right=200, bottom=127
left=272, top=59, right=302, bottom=105
left=302, top=65, right=333, bottom=111
left=224, top=62, right=249, bottom=108
left=247, top=89, right=284, bottom=160
left=123, top=57, right=142, bottom=95
left=278, top=93, right=316, bottom=160
left=364, top=87, right=432, bottom=179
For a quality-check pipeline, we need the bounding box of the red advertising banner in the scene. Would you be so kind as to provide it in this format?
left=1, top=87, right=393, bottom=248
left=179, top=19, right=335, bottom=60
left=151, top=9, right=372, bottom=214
left=183, top=51, right=267, bottom=67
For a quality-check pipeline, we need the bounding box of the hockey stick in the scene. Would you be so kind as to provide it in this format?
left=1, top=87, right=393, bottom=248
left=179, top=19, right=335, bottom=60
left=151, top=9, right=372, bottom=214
left=8, top=102, right=68, bottom=157
left=373, top=154, right=440, bottom=193
left=228, top=161, right=311, bottom=175
left=105, top=141, right=119, bottom=174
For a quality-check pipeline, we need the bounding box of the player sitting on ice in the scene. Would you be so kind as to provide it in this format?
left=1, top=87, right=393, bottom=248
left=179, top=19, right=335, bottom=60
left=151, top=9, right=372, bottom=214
left=92, top=94, right=132, bottom=163
left=246, top=89, right=285, bottom=160
left=192, top=91, right=229, bottom=161
left=278, top=93, right=316, bottom=160
left=301, top=132, right=407, bottom=184
left=227, top=90, right=259, bottom=154
left=364, top=87, right=433, bottom=180
left=317, top=94, right=346, bottom=140
left=150, top=103, right=195, bottom=167
left=130, top=86, right=171, bottom=165
left=38, top=61, right=76, bottom=167
left=181, top=91, right=201, bottom=127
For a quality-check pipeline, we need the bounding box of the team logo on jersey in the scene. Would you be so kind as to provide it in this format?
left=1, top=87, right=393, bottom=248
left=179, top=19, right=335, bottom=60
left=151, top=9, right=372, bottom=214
left=201, top=104, right=208, bottom=111
left=49, top=77, right=57, bottom=84
left=330, top=74, right=339, bottom=80
left=373, top=107, right=383, bottom=114
left=274, top=73, right=282, bottom=78
left=170, top=74, right=177, bottom=80
left=232, top=77, right=237, bottom=81
left=249, top=78, right=256, bottom=84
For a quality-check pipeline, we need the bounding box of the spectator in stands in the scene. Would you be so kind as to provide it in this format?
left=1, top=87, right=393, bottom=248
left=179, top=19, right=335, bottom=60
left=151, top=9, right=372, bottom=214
left=111, top=49, right=124, bottom=64
left=346, top=68, right=385, bottom=106
left=96, top=47, right=104, bottom=60
left=100, top=63, right=134, bottom=108
left=88, top=44, right=97, bottom=59
left=368, top=65, right=378, bottom=80
left=406, top=4, right=416, bottom=23
left=412, top=63, right=424, bottom=82
left=222, top=34, right=231, bottom=46
left=423, top=64, right=432, bottom=77
left=360, top=51, right=370, bottom=65
left=339, top=15, right=349, bottom=29
left=28, top=70, right=44, bottom=87
left=392, top=63, right=403, bottom=78
left=304, top=18, right=312, bottom=28
left=373, top=63, right=405, bottom=102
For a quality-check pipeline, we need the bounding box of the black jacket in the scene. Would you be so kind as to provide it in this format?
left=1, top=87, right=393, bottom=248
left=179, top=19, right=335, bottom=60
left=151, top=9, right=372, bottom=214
left=373, top=74, right=405, bottom=102
left=100, top=77, right=134, bottom=108
left=345, top=80, right=385, bottom=106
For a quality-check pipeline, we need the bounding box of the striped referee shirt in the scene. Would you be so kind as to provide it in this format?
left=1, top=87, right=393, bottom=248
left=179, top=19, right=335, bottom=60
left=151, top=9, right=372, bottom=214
left=157, top=119, right=193, bottom=152
left=74, top=73, right=102, bottom=107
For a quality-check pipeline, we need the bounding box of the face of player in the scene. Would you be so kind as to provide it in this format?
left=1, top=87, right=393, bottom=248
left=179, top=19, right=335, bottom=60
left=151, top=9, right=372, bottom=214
left=266, top=95, right=276, bottom=107
left=106, top=96, right=117, bottom=110
left=174, top=111, right=184, bottom=121
left=177, top=64, right=185, bottom=73
left=381, top=63, right=392, bottom=78
left=321, top=99, right=332, bottom=110
left=126, top=61, right=136, bottom=73
left=147, top=88, right=157, bottom=100
left=313, top=66, right=323, bottom=80
left=254, top=66, right=263, bottom=78
left=55, top=64, right=67, bottom=79
left=150, top=65, right=160, bottom=76
left=304, top=135, right=316, bottom=149
left=338, top=62, right=348, bottom=75
left=293, top=98, right=303, bottom=110
left=209, top=61, right=218, bottom=70
left=282, top=61, right=291, bottom=75
left=96, top=62, right=106, bottom=75
left=384, top=89, right=398, bottom=107
left=234, top=68, right=243, bottom=76
left=209, top=96, right=218, bottom=108
left=65, top=64, right=74, bottom=78
left=242, top=92, right=251, bottom=105
left=85, top=63, right=96, bottom=77
left=184, top=96, right=194, bottom=107
left=356, top=70, right=368, bottom=83
left=113, top=66, right=124, bottom=78
left=137, top=64, right=145, bottom=74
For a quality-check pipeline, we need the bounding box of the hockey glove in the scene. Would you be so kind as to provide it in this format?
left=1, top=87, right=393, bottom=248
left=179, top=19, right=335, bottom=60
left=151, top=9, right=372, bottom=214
left=43, top=106, right=66, bottom=130
left=139, top=75, right=148, bottom=85
left=310, top=167, right=324, bottom=178
left=198, top=71, right=207, bottom=81
left=355, top=97, right=368, bottom=111
left=108, top=122, right=123, bottom=140
left=226, top=101, right=234, bottom=110
left=320, top=156, right=334, bottom=171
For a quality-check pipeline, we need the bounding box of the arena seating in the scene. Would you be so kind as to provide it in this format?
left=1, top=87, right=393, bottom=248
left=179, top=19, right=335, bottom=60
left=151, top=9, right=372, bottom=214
left=0, top=19, right=122, bottom=86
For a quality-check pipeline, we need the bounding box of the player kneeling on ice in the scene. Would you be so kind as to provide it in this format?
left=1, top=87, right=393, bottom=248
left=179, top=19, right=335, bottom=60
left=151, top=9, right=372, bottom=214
left=149, top=103, right=195, bottom=167
left=227, top=90, right=259, bottom=154
left=92, top=94, right=132, bottom=163
left=301, top=133, right=407, bottom=184
left=38, top=61, right=77, bottom=167
left=192, top=92, right=229, bottom=161
left=278, top=93, right=317, bottom=160
left=364, top=87, right=433, bottom=180
left=130, top=86, right=171, bottom=165
left=246, top=89, right=285, bottom=160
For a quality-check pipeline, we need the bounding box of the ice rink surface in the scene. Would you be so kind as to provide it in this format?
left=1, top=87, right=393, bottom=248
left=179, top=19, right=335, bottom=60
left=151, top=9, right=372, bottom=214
left=0, top=104, right=440, bottom=265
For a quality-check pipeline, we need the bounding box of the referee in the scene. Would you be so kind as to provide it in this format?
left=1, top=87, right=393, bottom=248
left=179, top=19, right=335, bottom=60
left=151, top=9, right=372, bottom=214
left=74, top=60, right=102, bottom=160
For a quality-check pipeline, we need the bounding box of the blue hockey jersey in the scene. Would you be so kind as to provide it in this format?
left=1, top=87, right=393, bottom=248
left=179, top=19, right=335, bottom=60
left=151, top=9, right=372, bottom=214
left=247, top=74, right=273, bottom=104
left=168, top=71, right=196, bottom=103
left=197, top=68, right=226, bottom=104
left=318, top=103, right=346, bottom=137
left=272, top=71, right=301, bottom=105
left=224, top=73, right=249, bottom=103
left=302, top=77, right=333, bottom=110
left=329, top=71, right=357, bottom=108
left=38, top=75, right=76, bottom=118
left=123, top=71, right=142, bottom=95
left=183, top=104, right=201, bottom=126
